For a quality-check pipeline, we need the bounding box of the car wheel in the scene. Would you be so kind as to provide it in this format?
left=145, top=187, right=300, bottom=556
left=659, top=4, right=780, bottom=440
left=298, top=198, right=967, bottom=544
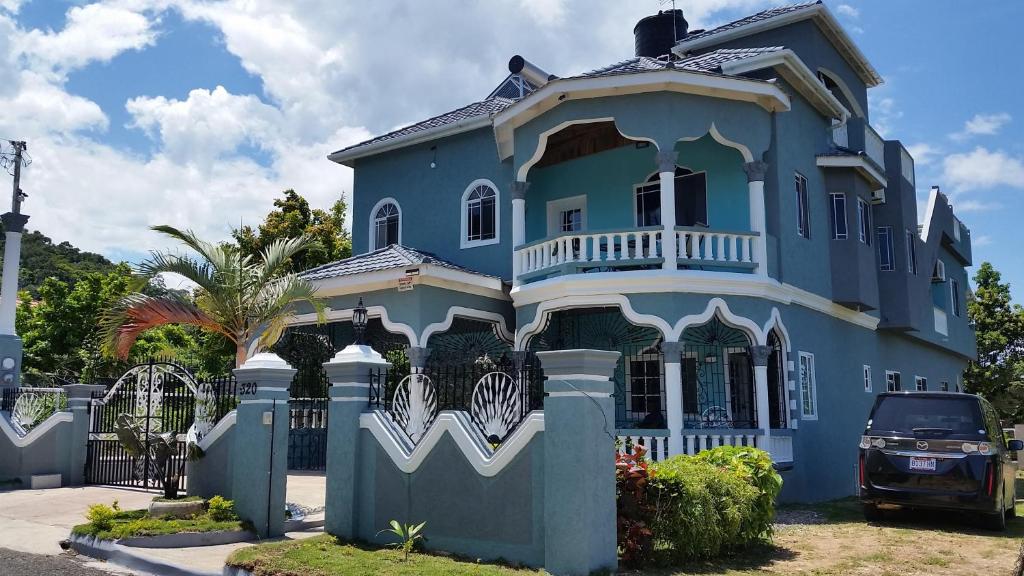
left=983, top=495, right=1007, bottom=531
left=863, top=503, right=882, bottom=522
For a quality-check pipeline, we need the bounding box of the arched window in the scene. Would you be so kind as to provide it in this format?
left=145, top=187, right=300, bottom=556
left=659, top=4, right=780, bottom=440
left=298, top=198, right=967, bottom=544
left=370, top=199, right=401, bottom=250
left=461, top=180, right=500, bottom=248
left=634, top=167, right=708, bottom=228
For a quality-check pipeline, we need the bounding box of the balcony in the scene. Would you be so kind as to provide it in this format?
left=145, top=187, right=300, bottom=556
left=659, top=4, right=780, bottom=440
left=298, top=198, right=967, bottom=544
left=514, top=226, right=760, bottom=282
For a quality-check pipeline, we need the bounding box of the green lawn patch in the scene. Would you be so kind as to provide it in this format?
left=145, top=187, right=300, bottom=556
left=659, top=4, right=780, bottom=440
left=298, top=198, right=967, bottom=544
left=72, top=507, right=249, bottom=541
left=152, top=495, right=204, bottom=503
left=226, top=534, right=543, bottom=576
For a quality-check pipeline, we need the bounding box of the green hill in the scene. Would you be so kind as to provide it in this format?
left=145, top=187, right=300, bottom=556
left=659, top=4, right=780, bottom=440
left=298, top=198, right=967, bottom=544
left=0, top=228, right=115, bottom=297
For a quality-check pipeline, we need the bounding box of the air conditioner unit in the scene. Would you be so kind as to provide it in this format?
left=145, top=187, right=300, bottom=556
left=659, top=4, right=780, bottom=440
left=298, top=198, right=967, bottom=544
left=931, top=260, right=946, bottom=282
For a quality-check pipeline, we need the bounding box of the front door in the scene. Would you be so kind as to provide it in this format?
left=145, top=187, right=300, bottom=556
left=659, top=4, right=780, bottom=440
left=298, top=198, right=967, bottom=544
left=727, top=350, right=755, bottom=428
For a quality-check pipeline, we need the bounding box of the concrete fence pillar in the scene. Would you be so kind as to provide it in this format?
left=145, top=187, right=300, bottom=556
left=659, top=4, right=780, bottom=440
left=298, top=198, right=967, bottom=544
left=537, top=349, right=620, bottom=576
left=660, top=342, right=684, bottom=456
left=323, top=344, right=390, bottom=539
left=230, top=353, right=296, bottom=538
left=63, top=384, right=104, bottom=486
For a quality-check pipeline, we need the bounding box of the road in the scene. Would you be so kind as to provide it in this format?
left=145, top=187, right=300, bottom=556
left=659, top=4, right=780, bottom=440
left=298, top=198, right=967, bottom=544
left=0, top=547, right=130, bottom=575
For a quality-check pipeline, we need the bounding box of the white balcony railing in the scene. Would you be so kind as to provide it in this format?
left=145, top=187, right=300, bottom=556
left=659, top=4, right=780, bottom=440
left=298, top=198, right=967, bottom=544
left=900, top=146, right=915, bottom=186
left=516, top=227, right=662, bottom=279
left=865, top=124, right=886, bottom=170
left=934, top=307, right=948, bottom=336
left=616, top=430, right=793, bottom=464
left=675, top=227, right=759, bottom=266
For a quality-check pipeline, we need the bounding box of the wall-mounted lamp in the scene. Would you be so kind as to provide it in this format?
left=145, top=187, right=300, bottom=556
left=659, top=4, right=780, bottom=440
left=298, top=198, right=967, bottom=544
left=429, top=145, right=437, bottom=169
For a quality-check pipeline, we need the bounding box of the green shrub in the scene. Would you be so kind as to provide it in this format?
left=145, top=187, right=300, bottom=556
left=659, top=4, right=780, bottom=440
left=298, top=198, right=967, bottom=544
left=207, top=495, right=237, bottom=522
left=639, top=446, right=783, bottom=563
left=86, top=504, right=118, bottom=532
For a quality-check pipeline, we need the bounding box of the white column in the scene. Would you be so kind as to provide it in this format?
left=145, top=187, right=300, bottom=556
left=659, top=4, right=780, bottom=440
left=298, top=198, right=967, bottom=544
left=750, top=345, right=771, bottom=442
left=0, top=213, right=28, bottom=335
left=655, top=151, right=677, bottom=270
left=743, top=161, right=769, bottom=277
left=661, top=341, right=684, bottom=456
left=511, top=181, right=528, bottom=286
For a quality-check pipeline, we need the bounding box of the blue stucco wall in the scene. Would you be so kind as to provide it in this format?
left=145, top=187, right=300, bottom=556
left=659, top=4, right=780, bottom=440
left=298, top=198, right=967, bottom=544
left=0, top=415, right=74, bottom=487
left=186, top=419, right=235, bottom=500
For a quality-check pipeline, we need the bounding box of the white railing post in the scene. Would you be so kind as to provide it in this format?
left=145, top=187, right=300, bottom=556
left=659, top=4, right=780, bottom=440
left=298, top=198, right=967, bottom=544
left=662, top=342, right=684, bottom=457
left=743, top=161, right=769, bottom=276
left=511, top=182, right=528, bottom=286
left=656, top=151, right=678, bottom=270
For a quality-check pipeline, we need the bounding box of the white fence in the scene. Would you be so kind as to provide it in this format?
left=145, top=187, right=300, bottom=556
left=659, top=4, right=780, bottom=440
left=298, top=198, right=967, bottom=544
left=676, top=228, right=759, bottom=265
left=516, top=228, right=662, bottom=278
left=617, top=431, right=793, bottom=463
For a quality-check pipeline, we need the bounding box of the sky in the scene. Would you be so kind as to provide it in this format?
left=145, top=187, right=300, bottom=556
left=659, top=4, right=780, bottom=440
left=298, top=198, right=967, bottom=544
left=0, top=0, right=1021, bottom=296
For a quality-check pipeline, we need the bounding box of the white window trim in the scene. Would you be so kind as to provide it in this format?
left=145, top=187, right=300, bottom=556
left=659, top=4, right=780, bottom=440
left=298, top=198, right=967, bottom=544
left=915, top=376, right=927, bottom=391
left=798, top=351, right=817, bottom=420
left=863, top=364, right=872, bottom=393
left=857, top=198, right=870, bottom=245
left=885, top=370, right=901, bottom=392
left=368, top=197, right=402, bottom=251
left=830, top=192, right=847, bottom=240
left=877, top=226, right=895, bottom=271
left=460, top=179, right=501, bottom=249
left=546, top=195, right=588, bottom=237
left=940, top=380, right=950, bottom=392
left=795, top=173, right=810, bottom=239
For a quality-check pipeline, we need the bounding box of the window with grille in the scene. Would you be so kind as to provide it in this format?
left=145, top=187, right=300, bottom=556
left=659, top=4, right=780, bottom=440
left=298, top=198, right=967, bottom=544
left=915, top=376, right=927, bottom=391
left=373, top=202, right=400, bottom=249
left=877, top=226, right=895, bottom=271
left=886, top=371, right=901, bottom=392
left=799, top=352, right=817, bottom=418
left=462, top=182, right=498, bottom=247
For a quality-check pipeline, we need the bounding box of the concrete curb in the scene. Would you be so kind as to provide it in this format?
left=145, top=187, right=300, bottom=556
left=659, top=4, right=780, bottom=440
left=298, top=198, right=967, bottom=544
left=117, top=528, right=256, bottom=548
left=283, top=511, right=325, bottom=532
left=222, top=567, right=254, bottom=576
left=69, top=533, right=224, bottom=576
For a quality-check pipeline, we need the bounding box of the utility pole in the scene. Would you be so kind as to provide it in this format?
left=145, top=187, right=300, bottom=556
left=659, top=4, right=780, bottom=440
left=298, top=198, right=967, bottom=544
left=0, top=140, right=29, bottom=387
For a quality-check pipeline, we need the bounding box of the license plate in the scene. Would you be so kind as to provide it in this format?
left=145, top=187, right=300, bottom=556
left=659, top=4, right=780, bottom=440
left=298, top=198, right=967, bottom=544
left=909, top=457, right=937, bottom=471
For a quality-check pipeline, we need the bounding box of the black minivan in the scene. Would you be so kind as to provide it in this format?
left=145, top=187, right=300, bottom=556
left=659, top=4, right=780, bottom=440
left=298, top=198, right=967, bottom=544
left=859, top=391, right=1023, bottom=530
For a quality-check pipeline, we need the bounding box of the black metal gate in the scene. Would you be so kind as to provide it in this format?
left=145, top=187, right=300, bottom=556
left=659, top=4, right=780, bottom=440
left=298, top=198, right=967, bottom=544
left=85, top=361, right=237, bottom=490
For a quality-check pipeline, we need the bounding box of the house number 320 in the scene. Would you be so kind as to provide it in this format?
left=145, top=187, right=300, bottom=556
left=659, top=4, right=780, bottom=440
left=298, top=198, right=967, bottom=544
left=239, top=383, right=258, bottom=396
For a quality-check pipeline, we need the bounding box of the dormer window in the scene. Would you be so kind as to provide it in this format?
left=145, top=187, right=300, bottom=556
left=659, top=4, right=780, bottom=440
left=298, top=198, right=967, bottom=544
left=461, top=180, right=500, bottom=248
left=370, top=198, right=401, bottom=250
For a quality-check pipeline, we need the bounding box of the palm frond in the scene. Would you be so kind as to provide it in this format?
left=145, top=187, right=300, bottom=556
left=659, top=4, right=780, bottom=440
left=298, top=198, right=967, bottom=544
left=151, top=225, right=226, bottom=267
left=99, top=293, right=233, bottom=359
left=136, top=252, right=216, bottom=292
left=251, top=276, right=326, bottom=351
left=258, top=235, right=321, bottom=283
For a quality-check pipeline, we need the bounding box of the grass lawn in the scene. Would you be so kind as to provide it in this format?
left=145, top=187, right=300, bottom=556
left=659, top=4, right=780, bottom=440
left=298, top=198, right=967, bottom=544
left=72, top=508, right=249, bottom=541
left=227, top=500, right=1024, bottom=576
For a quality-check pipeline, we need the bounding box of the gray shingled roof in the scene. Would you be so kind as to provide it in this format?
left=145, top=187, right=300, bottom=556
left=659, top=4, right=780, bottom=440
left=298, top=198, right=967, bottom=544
left=578, top=47, right=784, bottom=79
left=301, top=244, right=497, bottom=281
left=677, top=1, right=820, bottom=46
left=330, top=97, right=515, bottom=157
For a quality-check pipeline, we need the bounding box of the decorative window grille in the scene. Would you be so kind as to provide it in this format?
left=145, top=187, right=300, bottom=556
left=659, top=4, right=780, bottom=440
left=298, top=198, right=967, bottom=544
left=857, top=198, right=871, bottom=245
left=950, top=277, right=961, bottom=317
left=798, top=351, right=817, bottom=419
left=915, top=376, right=927, bottom=391
left=464, top=184, right=497, bottom=244
left=877, top=226, right=895, bottom=271
left=906, top=229, right=918, bottom=274
left=373, top=202, right=400, bottom=249
left=886, top=371, right=901, bottom=392
left=795, top=173, right=810, bottom=238
left=830, top=193, right=847, bottom=240
left=863, top=365, right=872, bottom=393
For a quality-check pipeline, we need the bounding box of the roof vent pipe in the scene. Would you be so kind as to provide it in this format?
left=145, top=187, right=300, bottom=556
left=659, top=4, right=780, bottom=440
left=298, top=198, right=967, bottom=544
left=633, top=9, right=688, bottom=58
left=508, top=55, right=556, bottom=89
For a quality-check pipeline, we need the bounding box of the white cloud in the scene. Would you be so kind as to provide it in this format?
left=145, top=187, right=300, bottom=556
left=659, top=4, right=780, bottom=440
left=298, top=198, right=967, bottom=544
left=518, top=0, right=568, bottom=27
left=942, top=147, right=1024, bottom=192
left=953, top=199, right=1001, bottom=213
left=21, top=3, right=158, bottom=73
left=950, top=112, right=1012, bottom=141
left=836, top=4, right=860, bottom=18
left=972, top=234, right=993, bottom=247
left=905, top=142, right=940, bottom=166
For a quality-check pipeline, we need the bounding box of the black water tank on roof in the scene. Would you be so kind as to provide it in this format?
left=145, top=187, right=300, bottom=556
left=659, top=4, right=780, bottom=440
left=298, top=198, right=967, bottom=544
left=633, top=9, right=688, bottom=58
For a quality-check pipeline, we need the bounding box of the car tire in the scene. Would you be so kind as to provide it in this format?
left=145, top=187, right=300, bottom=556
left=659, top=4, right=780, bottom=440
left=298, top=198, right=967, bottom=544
left=1007, top=499, right=1017, bottom=519
left=863, top=503, right=882, bottom=522
left=983, top=495, right=1007, bottom=531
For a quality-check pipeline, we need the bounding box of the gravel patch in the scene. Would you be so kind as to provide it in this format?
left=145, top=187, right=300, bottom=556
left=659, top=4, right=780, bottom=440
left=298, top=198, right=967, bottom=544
left=0, top=547, right=129, bottom=575
left=774, top=509, right=827, bottom=525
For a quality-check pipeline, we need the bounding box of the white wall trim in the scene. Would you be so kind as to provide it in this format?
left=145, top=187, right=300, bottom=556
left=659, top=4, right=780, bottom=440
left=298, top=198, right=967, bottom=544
left=671, top=297, right=764, bottom=344
left=816, top=66, right=865, bottom=118
left=460, top=179, right=502, bottom=249
left=815, top=155, right=888, bottom=189
left=0, top=411, right=73, bottom=448
left=309, top=264, right=508, bottom=301
left=420, top=306, right=514, bottom=347
left=288, top=305, right=420, bottom=346
left=367, top=197, right=402, bottom=251
left=511, top=270, right=880, bottom=333
left=762, top=308, right=793, bottom=353
left=360, top=410, right=544, bottom=477
left=515, top=293, right=674, bottom=350
left=197, top=411, right=236, bottom=452
left=514, top=117, right=646, bottom=182
left=719, top=50, right=850, bottom=120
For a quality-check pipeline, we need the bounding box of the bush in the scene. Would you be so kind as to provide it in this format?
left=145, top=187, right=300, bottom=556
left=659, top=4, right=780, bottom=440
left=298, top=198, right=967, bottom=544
left=207, top=495, right=237, bottom=522
left=86, top=504, right=118, bottom=532
left=692, top=445, right=782, bottom=542
left=616, top=446, right=654, bottom=566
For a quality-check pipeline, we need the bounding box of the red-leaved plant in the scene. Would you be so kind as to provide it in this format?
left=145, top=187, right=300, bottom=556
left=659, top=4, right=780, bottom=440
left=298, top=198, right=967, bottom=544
left=616, top=445, right=655, bottom=565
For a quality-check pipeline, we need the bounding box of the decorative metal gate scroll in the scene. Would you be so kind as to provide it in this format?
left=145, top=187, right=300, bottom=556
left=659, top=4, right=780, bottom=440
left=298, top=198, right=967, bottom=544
left=85, top=360, right=236, bottom=490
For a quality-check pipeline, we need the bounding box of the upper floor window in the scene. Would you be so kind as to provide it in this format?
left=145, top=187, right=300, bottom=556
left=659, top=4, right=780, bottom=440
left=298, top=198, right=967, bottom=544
left=950, top=277, right=962, bottom=317
left=906, top=230, right=918, bottom=274
left=877, top=226, right=895, bottom=271
left=915, top=376, right=927, bottom=391
left=940, top=380, right=949, bottom=392
left=370, top=199, right=401, bottom=250
left=857, top=198, right=871, bottom=245
left=798, top=351, right=817, bottom=419
left=886, top=370, right=901, bottom=392
left=634, top=168, right=707, bottom=228
left=461, top=180, right=499, bottom=248
left=795, top=173, right=810, bottom=238
left=829, top=193, right=847, bottom=240
left=863, top=365, right=872, bottom=393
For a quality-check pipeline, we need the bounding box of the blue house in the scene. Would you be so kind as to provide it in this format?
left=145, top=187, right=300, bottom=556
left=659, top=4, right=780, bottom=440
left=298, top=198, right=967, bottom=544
left=290, top=1, right=975, bottom=502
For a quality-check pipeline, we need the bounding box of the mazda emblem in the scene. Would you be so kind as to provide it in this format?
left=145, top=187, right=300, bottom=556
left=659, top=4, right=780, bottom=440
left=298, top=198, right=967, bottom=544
left=916, top=441, right=929, bottom=451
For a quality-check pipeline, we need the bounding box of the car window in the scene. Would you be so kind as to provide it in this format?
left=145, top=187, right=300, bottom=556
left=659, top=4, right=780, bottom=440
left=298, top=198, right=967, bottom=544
left=981, top=401, right=1005, bottom=447
left=868, top=396, right=985, bottom=439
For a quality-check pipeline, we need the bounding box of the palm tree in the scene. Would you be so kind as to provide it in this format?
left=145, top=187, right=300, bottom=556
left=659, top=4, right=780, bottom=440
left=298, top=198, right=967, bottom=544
left=101, top=225, right=325, bottom=367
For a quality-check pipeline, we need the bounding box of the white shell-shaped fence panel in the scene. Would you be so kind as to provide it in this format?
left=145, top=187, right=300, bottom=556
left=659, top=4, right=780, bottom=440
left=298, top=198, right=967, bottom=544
left=391, top=373, right=438, bottom=444
left=470, top=372, right=523, bottom=443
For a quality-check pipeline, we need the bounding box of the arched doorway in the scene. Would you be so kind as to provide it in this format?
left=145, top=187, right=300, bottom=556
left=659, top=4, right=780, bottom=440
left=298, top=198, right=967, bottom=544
left=767, top=330, right=788, bottom=429
left=679, top=316, right=756, bottom=429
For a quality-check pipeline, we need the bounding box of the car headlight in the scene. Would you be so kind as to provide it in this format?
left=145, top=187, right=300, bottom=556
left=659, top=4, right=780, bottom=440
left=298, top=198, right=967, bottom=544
left=872, top=438, right=887, bottom=449
left=860, top=436, right=872, bottom=449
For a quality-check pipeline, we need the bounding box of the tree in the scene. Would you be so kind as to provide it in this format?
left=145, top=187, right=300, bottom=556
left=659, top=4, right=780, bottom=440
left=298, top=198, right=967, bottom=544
left=233, top=189, right=351, bottom=273
left=963, top=262, right=1024, bottom=420
left=100, top=225, right=326, bottom=367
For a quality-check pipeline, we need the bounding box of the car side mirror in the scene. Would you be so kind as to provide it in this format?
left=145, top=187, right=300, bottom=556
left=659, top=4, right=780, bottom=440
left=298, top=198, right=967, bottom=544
left=1008, top=440, right=1024, bottom=451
